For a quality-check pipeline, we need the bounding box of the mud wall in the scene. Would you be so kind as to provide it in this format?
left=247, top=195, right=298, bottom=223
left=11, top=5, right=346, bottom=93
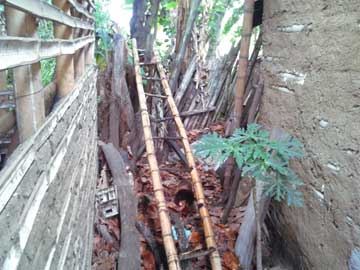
left=260, top=1, right=360, bottom=269
left=0, top=67, right=98, bottom=270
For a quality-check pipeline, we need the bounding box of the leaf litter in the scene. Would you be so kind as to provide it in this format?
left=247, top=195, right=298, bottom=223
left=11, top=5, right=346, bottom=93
left=92, top=123, right=247, bottom=270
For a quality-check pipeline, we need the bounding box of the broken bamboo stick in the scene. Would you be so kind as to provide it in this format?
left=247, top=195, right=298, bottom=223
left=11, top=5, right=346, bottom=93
left=132, top=39, right=181, bottom=270
left=155, top=51, right=222, bottom=270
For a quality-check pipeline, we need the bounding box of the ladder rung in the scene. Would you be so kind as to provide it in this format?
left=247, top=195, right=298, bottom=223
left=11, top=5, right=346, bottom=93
left=152, top=136, right=182, bottom=140
left=152, top=116, right=175, bottom=122
left=179, top=248, right=216, bottom=261
left=139, top=62, right=157, bottom=66
left=144, top=93, right=167, bottom=99
left=143, top=76, right=161, bottom=81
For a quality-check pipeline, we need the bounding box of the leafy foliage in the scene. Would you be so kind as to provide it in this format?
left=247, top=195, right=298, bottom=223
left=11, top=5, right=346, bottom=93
left=158, top=0, right=177, bottom=43
left=37, top=19, right=56, bottom=85
left=207, top=0, right=229, bottom=44
left=40, top=58, right=56, bottom=86
left=94, top=0, right=113, bottom=70
left=222, top=4, right=244, bottom=36
left=195, top=123, right=304, bottom=207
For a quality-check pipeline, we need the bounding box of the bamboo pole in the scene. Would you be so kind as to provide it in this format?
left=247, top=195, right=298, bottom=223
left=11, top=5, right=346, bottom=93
left=231, top=0, right=255, bottom=130
left=132, top=39, right=181, bottom=270
left=5, top=6, right=45, bottom=142
left=222, top=0, right=255, bottom=224
left=53, top=0, right=75, bottom=97
left=155, top=51, right=222, bottom=270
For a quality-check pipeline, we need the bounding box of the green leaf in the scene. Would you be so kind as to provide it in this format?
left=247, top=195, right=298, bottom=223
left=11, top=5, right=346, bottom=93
left=233, top=150, right=244, bottom=168
left=194, top=123, right=304, bottom=207
left=165, top=1, right=177, bottom=9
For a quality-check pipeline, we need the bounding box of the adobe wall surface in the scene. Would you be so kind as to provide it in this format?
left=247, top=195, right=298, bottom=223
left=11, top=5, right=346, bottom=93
left=0, top=66, right=98, bottom=270
left=260, top=1, right=360, bottom=269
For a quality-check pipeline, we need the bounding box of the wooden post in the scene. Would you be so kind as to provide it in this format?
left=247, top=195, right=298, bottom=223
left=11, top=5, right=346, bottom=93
left=74, top=28, right=86, bottom=79
left=132, top=39, right=181, bottom=270
left=0, top=72, right=6, bottom=89
left=53, top=0, right=75, bottom=97
left=5, top=7, right=45, bottom=142
left=155, top=52, right=222, bottom=270
left=85, top=40, right=95, bottom=67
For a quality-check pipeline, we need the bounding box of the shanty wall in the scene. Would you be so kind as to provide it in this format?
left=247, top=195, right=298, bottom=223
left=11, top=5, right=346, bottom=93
left=260, top=0, right=360, bottom=269
left=0, top=66, right=98, bottom=270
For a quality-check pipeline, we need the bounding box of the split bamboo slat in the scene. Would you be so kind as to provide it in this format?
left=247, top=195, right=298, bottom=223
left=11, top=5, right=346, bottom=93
left=132, top=39, right=181, bottom=270
left=154, top=51, right=222, bottom=270
left=0, top=0, right=94, bottom=30
left=0, top=36, right=95, bottom=71
left=68, top=0, right=94, bottom=20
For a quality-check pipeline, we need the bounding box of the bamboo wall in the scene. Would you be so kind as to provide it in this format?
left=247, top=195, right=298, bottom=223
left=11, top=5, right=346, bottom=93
left=0, top=1, right=97, bottom=269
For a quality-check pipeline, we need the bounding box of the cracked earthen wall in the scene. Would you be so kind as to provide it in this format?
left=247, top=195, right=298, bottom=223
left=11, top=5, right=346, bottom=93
left=0, top=67, right=98, bottom=270
left=260, top=1, right=360, bottom=269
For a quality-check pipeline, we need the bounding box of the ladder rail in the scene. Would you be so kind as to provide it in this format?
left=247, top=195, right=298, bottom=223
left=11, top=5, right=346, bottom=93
left=132, top=39, right=181, bottom=270
left=154, top=51, right=222, bottom=270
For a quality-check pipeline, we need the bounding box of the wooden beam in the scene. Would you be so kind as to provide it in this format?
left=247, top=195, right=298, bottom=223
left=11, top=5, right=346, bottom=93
left=132, top=38, right=181, bottom=270
left=155, top=51, right=222, bottom=270
left=154, top=107, right=216, bottom=122
left=100, top=143, right=140, bottom=270
left=5, top=6, right=45, bottom=142
left=0, top=0, right=94, bottom=30
left=0, top=36, right=95, bottom=71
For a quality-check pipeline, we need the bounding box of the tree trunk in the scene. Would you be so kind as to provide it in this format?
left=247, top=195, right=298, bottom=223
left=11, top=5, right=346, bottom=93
left=130, top=0, right=147, bottom=48
left=109, top=34, right=134, bottom=149
left=169, top=0, right=202, bottom=92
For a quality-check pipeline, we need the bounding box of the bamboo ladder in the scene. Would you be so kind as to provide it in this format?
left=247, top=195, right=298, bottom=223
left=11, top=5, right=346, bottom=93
left=132, top=38, right=222, bottom=270
left=133, top=39, right=181, bottom=270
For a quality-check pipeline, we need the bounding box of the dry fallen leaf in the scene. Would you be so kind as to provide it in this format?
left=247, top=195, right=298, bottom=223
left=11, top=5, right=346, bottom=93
left=222, top=251, right=239, bottom=270
left=142, top=250, right=156, bottom=270
left=107, top=218, right=120, bottom=240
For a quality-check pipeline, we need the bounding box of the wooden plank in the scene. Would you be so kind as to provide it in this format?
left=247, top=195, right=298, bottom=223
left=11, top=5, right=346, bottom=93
left=0, top=0, right=94, bottom=30
left=0, top=36, right=94, bottom=71
left=132, top=39, right=181, bottom=270
left=155, top=51, right=222, bottom=270
left=68, top=0, right=94, bottom=21
left=100, top=143, right=140, bottom=270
